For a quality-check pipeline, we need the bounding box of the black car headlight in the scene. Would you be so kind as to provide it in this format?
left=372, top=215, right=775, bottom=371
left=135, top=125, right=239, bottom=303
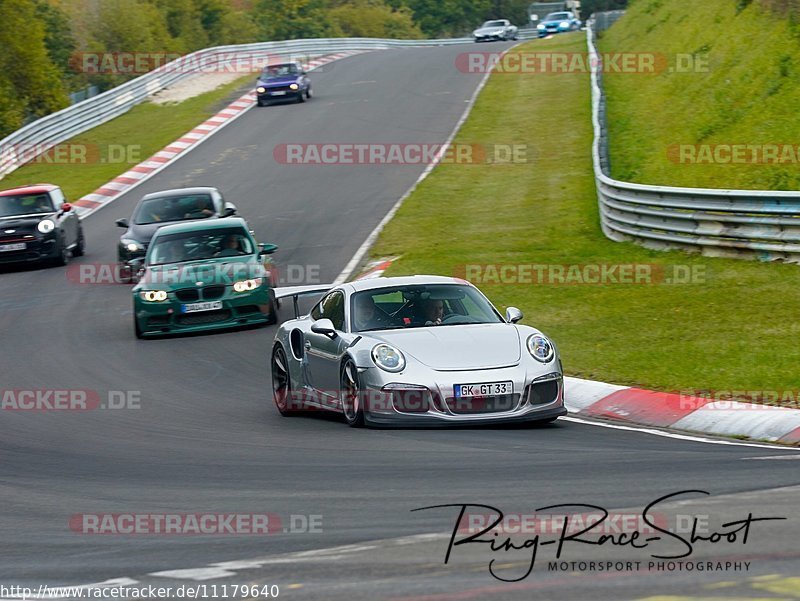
left=37, top=219, right=56, bottom=234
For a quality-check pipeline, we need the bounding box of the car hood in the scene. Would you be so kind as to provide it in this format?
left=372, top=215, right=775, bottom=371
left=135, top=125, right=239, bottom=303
left=542, top=19, right=568, bottom=25
left=370, top=323, right=521, bottom=370
left=475, top=27, right=506, bottom=34
left=258, top=76, right=299, bottom=87
left=0, top=213, right=54, bottom=232
left=124, top=221, right=183, bottom=246
left=138, top=256, right=264, bottom=290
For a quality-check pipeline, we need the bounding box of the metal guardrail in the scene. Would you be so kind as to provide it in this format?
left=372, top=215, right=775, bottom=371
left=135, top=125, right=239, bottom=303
left=589, top=12, right=800, bottom=262
left=0, top=33, right=535, bottom=181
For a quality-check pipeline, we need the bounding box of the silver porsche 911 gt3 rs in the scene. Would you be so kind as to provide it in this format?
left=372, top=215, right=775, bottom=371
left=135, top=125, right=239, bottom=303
left=270, top=275, right=567, bottom=427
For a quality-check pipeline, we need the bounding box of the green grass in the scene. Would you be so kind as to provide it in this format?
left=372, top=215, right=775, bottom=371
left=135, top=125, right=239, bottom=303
left=599, top=0, right=800, bottom=189
left=0, top=74, right=254, bottom=202
left=369, top=32, right=800, bottom=395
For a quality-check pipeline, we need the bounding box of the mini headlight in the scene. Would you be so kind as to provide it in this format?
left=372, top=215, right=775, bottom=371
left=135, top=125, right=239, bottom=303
left=371, top=343, right=406, bottom=373
left=233, top=278, right=263, bottom=292
left=527, top=334, right=554, bottom=363
left=256, top=86, right=266, bottom=93
left=37, top=219, right=55, bottom=234
left=140, top=290, right=168, bottom=302
left=289, top=83, right=299, bottom=90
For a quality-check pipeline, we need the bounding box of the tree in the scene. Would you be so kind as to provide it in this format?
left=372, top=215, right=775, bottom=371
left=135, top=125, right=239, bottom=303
left=330, top=0, right=423, bottom=38
left=254, top=0, right=341, bottom=40
left=0, top=0, right=68, bottom=137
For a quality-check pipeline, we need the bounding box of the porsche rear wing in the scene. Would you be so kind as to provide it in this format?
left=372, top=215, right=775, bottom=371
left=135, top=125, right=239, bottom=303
left=272, top=284, right=334, bottom=318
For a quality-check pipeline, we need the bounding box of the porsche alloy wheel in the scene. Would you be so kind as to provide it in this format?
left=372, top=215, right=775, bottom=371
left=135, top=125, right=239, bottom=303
left=272, top=346, right=296, bottom=416
left=340, top=359, right=365, bottom=427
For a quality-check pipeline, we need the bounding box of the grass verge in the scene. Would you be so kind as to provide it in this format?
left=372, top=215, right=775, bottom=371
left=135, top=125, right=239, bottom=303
left=0, top=74, right=255, bottom=202
left=369, top=32, right=800, bottom=397
left=599, top=0, right=800, bottom=189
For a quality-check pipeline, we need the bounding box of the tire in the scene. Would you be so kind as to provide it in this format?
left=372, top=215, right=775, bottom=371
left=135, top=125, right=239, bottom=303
left=52, top=238, right=68, bottom=266
left=256, top=98, right=265, bottom=107
left=73, top=227, right=85, bottom=257
left=265, top=298, right=278, bottom=325
left=118, top=263, right=133, bottom=285
left=306, top=86, right=312, bottom=100
left=297, top=90, right=305, bottom=104
left=340, top=358, right=365, bottom=428
left=134, top=311, right=143, bottom=339
left=272, top=346, right=298, bottom=416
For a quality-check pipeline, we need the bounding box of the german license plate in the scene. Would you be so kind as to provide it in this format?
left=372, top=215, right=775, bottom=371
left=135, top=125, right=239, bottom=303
left=182, top=301, right=223, bottom=313
left=454, top=381, right=513, bottom=398
left=0, top=243, right=25, bottom=252
left=271, top=90, right=287, bottom=96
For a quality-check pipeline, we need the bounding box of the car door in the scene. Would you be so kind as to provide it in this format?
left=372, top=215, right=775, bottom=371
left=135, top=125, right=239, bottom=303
left=305, top=290, right=348, bottom=399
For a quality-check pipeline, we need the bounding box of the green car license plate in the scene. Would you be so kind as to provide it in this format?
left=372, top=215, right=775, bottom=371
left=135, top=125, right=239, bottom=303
left=182, top=301, right=223, bottom=313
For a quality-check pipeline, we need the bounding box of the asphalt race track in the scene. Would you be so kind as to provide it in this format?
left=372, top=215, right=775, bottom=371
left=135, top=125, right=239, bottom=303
left=1, top=44, right=799, bottom=599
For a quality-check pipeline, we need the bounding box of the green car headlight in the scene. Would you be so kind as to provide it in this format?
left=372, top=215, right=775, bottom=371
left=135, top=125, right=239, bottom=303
left=233, top=278, right=263, bottom=293
left=140, top=290, right=168, bottom=302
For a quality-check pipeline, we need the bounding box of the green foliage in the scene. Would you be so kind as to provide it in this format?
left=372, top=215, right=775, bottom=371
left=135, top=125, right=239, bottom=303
left=0, top=0, right=69, bottom=137
left=600, top=0, right=800, bottom=190
left=329, top=0, right=423, bottom=38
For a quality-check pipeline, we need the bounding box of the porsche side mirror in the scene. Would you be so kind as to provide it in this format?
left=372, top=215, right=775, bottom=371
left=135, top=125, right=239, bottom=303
left=259, top=243, right=278, bottom=255
left=505, top=307, right=523, bottom=323
left=311, top=318, right=337, bottom=336
left=116, top=218, right=129, bottom=228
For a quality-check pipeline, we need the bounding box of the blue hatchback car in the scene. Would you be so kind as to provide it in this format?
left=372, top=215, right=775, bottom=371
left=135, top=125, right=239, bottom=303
left=256, top=62, right=312, bottom=106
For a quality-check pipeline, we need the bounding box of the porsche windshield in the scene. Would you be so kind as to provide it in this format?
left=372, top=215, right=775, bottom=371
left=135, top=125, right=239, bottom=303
left=0, top=193, right=54, bottom=217
left=351, top=284, right=504, bottom=332
left=133, top=194, right=215, bottom=225
left=148, top=227, right=253, bottom=266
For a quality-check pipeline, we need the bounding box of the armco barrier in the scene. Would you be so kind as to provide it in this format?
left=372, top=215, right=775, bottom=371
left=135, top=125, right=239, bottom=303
left=589, top=13, right=800, bottom=263
left=0, top=32, right=536, bottom=180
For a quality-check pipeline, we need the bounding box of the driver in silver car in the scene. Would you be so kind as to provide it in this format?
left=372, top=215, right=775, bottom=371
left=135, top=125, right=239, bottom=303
left=413, top=298, right=444, bottom=326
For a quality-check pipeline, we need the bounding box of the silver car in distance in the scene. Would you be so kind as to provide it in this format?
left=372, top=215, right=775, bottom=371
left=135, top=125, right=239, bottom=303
left=270, top=275, right=567, bottom=427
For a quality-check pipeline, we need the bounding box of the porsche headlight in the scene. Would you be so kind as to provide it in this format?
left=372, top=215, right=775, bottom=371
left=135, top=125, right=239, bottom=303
left=371, top=343, right=406, bottom=373
left=289, top=83, right=299, bottom=90
left=139, top=290, right=168, bottom=302
left=527, top=334, right=554, bottom=363
left=233, top=278, right=263, bottom=292
left=122, top=238, right=144, bottom=252
left=37, top=219, right=55, bottom=234
left=256, top=86, right=266, bottom=93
